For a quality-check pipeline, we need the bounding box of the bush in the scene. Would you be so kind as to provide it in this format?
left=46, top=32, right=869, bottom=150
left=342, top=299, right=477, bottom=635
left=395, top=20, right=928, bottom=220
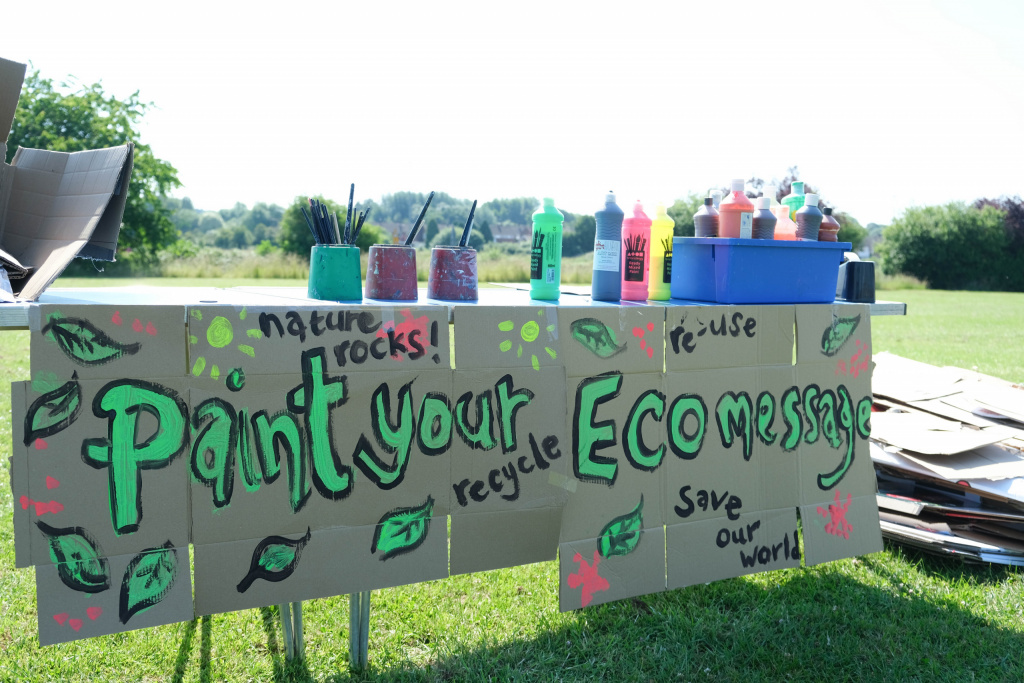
left=429, top=228, right=485, bottom=251
left=878, top=202, right=1024, bottom=290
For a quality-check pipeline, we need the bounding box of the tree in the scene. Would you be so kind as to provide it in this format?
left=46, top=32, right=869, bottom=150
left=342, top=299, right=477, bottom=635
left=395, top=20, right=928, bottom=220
left=424, top=218, right=440, bottom=245
left=667, top=193, right=705, bottom=237
left=563, top=215, right=596, bottom=257
left=832, top=211, right=868, bottom=251
left=279, top=196, right=383, bottom=254
left=7, top=70, right=181, bottom=261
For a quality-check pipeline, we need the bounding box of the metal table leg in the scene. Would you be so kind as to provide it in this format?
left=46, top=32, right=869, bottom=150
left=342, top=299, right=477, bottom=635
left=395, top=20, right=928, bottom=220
left=348, top=591, right=371, bottom=670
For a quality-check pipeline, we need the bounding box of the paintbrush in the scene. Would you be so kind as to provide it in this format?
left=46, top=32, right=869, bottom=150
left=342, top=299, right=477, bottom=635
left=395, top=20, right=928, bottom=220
left=405, top=191, right=435, bottom=246
left=459, top=200, right=477, bottom=248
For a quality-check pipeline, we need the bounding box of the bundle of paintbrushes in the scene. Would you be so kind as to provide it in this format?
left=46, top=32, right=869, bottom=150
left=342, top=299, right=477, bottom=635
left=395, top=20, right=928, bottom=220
left=301, top=184, right=371, bottom=246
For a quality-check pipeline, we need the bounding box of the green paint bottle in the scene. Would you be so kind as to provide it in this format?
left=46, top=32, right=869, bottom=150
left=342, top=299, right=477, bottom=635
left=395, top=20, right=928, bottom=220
left=530, top=198, right=563, bottom=301
left=781, top=180, right=806, bottom=221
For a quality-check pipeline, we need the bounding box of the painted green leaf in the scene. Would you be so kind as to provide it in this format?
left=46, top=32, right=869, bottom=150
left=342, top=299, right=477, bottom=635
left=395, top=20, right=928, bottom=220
left=236, top=528, right=311, bottom=593
left=24, top=374, right=81, bottom=445
left=119, top=541, right=178, bottom=624
left=36, top=521, right=110, bottom=594
left=371, top=496, right=434, bottom=561
left=820, top=315, right=861, bottom=357
left=597, top=495, right=644, bottom=558
left=570, top=318, right=626, bottom=359
left=42, top=316, right=141, bottom=366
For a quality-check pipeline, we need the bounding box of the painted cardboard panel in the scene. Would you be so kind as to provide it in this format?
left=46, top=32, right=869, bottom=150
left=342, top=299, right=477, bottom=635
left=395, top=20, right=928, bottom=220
left=450, top=506, right=563, bottom=576
left=15, top=376, right=191, bottom=567
left=186, top=305, right=449, bottom=378
left=800, top=494, right=883, bottom=566
left=194, top=518, right=447, bottom=616
left=189, top=368, right=452, bottom=546
left=662, top=366, right=799, bottom=530
left=30, top=304, right=188, bottom=381
left=453, top=306, right=561, bottom=372
left=36, top=544, right=193, bottom=646
left=10, top=384, right=31, bottom=566
left=449, top=368, right=568, bottom=516
left=795, top=303, right=872, bottom=368
left=562, top=372, right=666, bottom=542
left=557, top=306, right=666, bottom=377
left=666, top=507, right=800, bottom=590
left=558, top=526, right=666, bottom=611
left=665, top=305, right=795, bottom=372
left=795, top=362, right=876, bottom=506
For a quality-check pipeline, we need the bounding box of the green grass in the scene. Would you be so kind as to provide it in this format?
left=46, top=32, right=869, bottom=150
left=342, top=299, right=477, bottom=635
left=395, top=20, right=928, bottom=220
left=3, top=288, right=1024, bottom=681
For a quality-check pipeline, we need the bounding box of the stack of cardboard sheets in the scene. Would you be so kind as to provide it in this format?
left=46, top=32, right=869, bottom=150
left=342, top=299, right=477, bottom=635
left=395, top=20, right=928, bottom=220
left=870, top=352, right=1024, bottom=565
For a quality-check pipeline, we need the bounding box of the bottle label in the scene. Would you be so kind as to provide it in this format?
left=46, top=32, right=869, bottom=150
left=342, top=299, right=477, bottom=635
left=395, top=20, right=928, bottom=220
left=624, top=235, right=647, bottom=282
left=593, top=239, right=620, bottom=272
left=545, top=267, right=556, bottom=284
left=662, top=252, right=673, bottom=283
left=530, top=231, right=545, bottom=280
left=739, top=212, right=753, bottom=239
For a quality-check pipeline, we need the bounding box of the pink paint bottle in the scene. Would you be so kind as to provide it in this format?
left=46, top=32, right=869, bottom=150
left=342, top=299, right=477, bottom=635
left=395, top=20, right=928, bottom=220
left=620, top=201, right=651, bottom=300
left=718, top=179, right=754, bottom=238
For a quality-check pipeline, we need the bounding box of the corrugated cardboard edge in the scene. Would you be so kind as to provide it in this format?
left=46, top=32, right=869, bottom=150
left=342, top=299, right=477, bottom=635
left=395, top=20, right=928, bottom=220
left=77, top=142, right=133, bottom=261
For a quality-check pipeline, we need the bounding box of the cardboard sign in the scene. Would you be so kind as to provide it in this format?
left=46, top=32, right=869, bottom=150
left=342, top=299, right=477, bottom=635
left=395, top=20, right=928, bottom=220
left=9, top=301, right=881, bottom=645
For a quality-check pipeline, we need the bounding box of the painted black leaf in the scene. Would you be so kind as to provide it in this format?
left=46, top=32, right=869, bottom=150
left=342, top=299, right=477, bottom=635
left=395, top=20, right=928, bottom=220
left=24, top=374, right=81, bottom=445
left=597, top=495, right=644, bottom=558
left=236, top=528, right=311, bottom=593
left=570, top=318, right=626, bottom=359
left=820, top=315, right=861, bottom=357
left=42, top=316, right=141, bottom=366
left=120, top=541, right=178, bottom=624
left=36, top=521, right=110, bottom=594
left=371, top=496, right=434, bottom=561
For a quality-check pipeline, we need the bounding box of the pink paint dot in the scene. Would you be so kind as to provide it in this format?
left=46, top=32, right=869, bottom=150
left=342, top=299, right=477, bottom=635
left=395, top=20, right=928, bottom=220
left=145, top=322, right=157, bottom=336
left=34, top=438, right=47, bottom=450
left=46, top=476, right=59, bottom=489
left=640, top=339, right=647, bottom=350
left=647, top=322, right=655, bottom=332
left=111, top=311, right=122, bottom=325
left=132, top=319, right=143, bottom=333
left=647, top=347, right=654, bottom=359
left=68, top=618, right=83, bottom=632
left=20, top=495, right=29, bottom=510
left=86, top=606, right=102, bottom=621
left=53, top=613, right=68, bottom=626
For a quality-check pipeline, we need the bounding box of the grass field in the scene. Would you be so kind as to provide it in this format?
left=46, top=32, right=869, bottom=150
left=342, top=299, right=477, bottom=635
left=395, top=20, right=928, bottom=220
left=1, top=287, right=1023, bottom=681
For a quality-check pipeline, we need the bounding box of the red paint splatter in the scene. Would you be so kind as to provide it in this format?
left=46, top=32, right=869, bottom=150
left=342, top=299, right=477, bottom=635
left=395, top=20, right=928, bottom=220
left=145, top=321, right=157, bottom=336
left=20, top=495, right=64, bottom=516
left=835, top=340, right=870, bottom=377
left=647, top=347, right=654, bottom=359
left=53, top=613, right=69, bottom=626
left=567, top=550, right=610, bottom=607
left=646, top=322, right=654, bottom=332
left=68, top=618, right=83, bottom=632
left=111, top=311, right=122, bottom=325
left=632, top=326, right=643, bottom=338
left=632, top=325, right=658, bottom=361
left=34, top=438, right=48, bottom=450
left=132, top=318, right=144, bottom=333
left=376, top=309, right=430, bottom=362
left=86, top=606, right=102, bottom=621
left=46, top=476, right=59, bottom=489
left=817, top=489, right=853, bottom=539
left=640, top=339, right=647, bottom=350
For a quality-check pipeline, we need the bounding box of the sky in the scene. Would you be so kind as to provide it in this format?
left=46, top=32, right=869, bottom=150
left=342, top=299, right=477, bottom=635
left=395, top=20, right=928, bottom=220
left=4, top=0, right=1024, bottom=226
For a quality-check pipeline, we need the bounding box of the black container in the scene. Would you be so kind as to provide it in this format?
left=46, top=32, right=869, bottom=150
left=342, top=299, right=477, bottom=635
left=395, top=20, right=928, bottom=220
left=836, top=260, right=875, bottom=303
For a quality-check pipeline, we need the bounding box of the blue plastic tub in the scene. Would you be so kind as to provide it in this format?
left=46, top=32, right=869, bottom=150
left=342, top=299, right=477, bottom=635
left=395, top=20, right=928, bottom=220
left=670, top=237, right=851, bottom=304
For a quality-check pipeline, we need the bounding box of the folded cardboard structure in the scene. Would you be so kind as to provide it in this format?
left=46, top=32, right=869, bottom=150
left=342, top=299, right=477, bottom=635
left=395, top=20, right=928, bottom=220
left=9, top=300, right=881, bottom=645
left=0, top=57, right=134, bottom=302
left=869, top=352, right=1024, bottom=564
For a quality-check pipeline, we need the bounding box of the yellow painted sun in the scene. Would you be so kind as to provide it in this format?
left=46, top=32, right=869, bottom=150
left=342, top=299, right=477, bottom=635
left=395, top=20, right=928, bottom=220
left=497, top=310, right=556, bottom=371
left=189, top=307, right=261, bottom=381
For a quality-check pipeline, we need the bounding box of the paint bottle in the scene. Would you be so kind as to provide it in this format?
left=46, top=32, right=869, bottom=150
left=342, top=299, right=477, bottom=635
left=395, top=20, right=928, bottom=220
left=781, top=180, right=806, bottom=220
left=530, top=197, right=563, bottom=300
left=751, top=196, right=777, bottom=239
left=819, top=207, right=841, bottom=242
left=710, top=189, right=723, bottom=210
left=794, top=193, right=824, bottom=241
left=620, top=201, right=651, bottom=301
left=693, top=197, right=719, bottom=237
left=648, top=204, right=674, bottom=300
left=718, top=179, right=754, bottom=238
left=591, top=191, right=624, bottom=301
left=773, top=205, right=798, bottom=241
left=764, top=185, right=782, bottom=209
